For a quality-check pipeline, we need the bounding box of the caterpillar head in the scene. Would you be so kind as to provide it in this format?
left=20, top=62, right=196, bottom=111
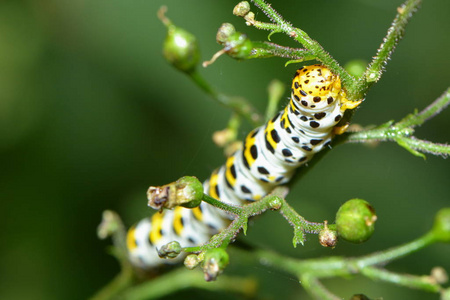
left=291, top=64, right=342, bottom=111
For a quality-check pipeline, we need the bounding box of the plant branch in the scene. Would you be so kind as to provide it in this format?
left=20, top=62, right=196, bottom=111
left=249, top=0, right=355, bottom=94
left=189, top=70, right=263, bottom=126
left=121, top=268, right=257, bottom=300
left=345, top=87, right=450, bottom=157
left=358, top=0, right=422, bottom=94
left=361, top=266, right=441, bottom=293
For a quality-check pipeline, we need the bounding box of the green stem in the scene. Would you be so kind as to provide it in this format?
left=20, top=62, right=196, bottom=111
left=250, top=0, right=355, bottom=94
left=361, top=266, right=441, bottom=293
left=89, top=265, right=134, bottom=300
left=202, top=193, right=243, bottom=215
left=265, top=79, right=285, bottom=122
left=357, top=0, right=422, bottom=96
left=189, top=70, right=263, bottom=126
left=345, top=87, right=450, bottom=157
left=121, top=268, right=256, bottom=300
left=301, top=274, right=342, bottom=300
left=399, top=87, right=450, bottom=128
left=398, top=136, right=450, bottom=157
left=352, top=232, right=437, bottom=269
left=250, top=41, right=315, bottom=60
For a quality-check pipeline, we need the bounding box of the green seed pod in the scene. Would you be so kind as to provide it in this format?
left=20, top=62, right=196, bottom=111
left=431, top=208, right=450, bottom=243
left=202, top=248, right=229, bottom=281
left=147, top=176, right=203, bottom=210
left=157, top=241, right=182, bottom=259
left=336, top=199, right=377, bottom=243
left=318, top=224, right=338, bottom=248
left=163, top=25, right=200, bottom=74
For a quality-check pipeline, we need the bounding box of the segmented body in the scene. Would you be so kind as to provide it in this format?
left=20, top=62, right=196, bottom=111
left=127, top=65, right=359, bottom=268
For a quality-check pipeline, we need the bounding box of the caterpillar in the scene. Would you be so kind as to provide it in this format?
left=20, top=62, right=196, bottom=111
left=126, top=64, right=361, bottom=268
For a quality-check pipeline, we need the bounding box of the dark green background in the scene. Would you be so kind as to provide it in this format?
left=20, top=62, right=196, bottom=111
left=0, top=0, right=449, bottom=299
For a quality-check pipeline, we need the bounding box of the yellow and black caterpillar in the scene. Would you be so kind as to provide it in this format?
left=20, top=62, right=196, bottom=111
left=127, top=65, right=360, bottom=268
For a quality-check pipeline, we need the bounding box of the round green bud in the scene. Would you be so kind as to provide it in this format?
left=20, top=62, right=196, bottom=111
left=163, top=25, right=200, bottom=73
left=336, top=199, right=377, bottom=243
left=431, top=208, right=450, bottom=243
left=233, top=1, right=251, bottom=17
left=184, top=254, right=201, bottom=270
left=202, top=248, right=229, bottom=281
left=268, top=196, right=283, bottom=210
left=216, top=23, right=236, bottom=44
left=176, top=176, right=203, bottom=208
left=225, top=32, right=253, bottom=59
left=344, top=59, right=367, bottom=78
left=318, top=225, right=338, bottom=248
left=157, top=241, right=182, bottom=259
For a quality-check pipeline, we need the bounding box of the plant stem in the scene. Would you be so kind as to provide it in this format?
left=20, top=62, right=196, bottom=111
left=250, top=0, right=355, bottom=94
left=121, top=268, right=256, bottom=300
left=250, top=41, right=315, bottom=60
left=89, top=265, right=134, bottom=300
left=400, top=87, right=450, bottom=128
left=301, top=274, right=342, bottom=300
left=361, top=266, right=441, bottom=292
left=265, top=79, right=285, bottom=122
left=202, top=193, right=243, bottom=215
left=352, top=231, right=437, bottom=269
left=345, top=87, right=450, bottom=157
left=189, top=70, right=263, bottom=126
left=357, top=0, right=422, bottom=96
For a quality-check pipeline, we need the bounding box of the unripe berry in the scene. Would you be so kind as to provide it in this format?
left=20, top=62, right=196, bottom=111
left=336, top=199, right=377, bottom=243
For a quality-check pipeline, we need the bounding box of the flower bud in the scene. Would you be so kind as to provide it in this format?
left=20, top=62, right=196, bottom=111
left=222, top=31, right=253, bottom=59
left=159, top=6, right=200, bottom=75
left=157, top=241, right=182, bottom=259
left=268, top=196, right=283, bottom=210
left=147, top=176, right=203, bottom=210
left=431, top=208, right=450, bottom=243
left=202, top=249, right=229, bottom=281
left=216, top=23, right=236, bottom=44
left=336, top=199, right=377, bottom=243
left=184, top=254, right=201, bottom=270
left=97, top=210, right=121, bottom=239
left=233, top=1, right=251, bottom=17
left=318, top=222, right=338, bottom=248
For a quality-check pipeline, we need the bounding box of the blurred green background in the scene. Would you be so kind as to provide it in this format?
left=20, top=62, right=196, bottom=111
left=0, top=0, right=449, bottom=299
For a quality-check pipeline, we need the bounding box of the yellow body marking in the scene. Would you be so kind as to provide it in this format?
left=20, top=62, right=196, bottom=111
left=149, top=212, right=164, bottom=244
left=243, top=130, right=257, bottom=167
left=126, top=226, right=137, bottom=251
left=173, top=207, right=184, bottom=236
left=209, top=169, right=220, bottom=199
left=225, top=156, right=236, bottom=187
left=264, top=118, right=278, bottom=150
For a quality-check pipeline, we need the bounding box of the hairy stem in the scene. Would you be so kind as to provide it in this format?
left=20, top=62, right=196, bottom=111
left=189, top=70, right=263, bottom=126
left=357, top=0, right=422, bottom=96
left=361, top=266, right=441, bottom=292
left=249, top=0, right=355, bottom=94
left=121, top=268, right=256, bottom=299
